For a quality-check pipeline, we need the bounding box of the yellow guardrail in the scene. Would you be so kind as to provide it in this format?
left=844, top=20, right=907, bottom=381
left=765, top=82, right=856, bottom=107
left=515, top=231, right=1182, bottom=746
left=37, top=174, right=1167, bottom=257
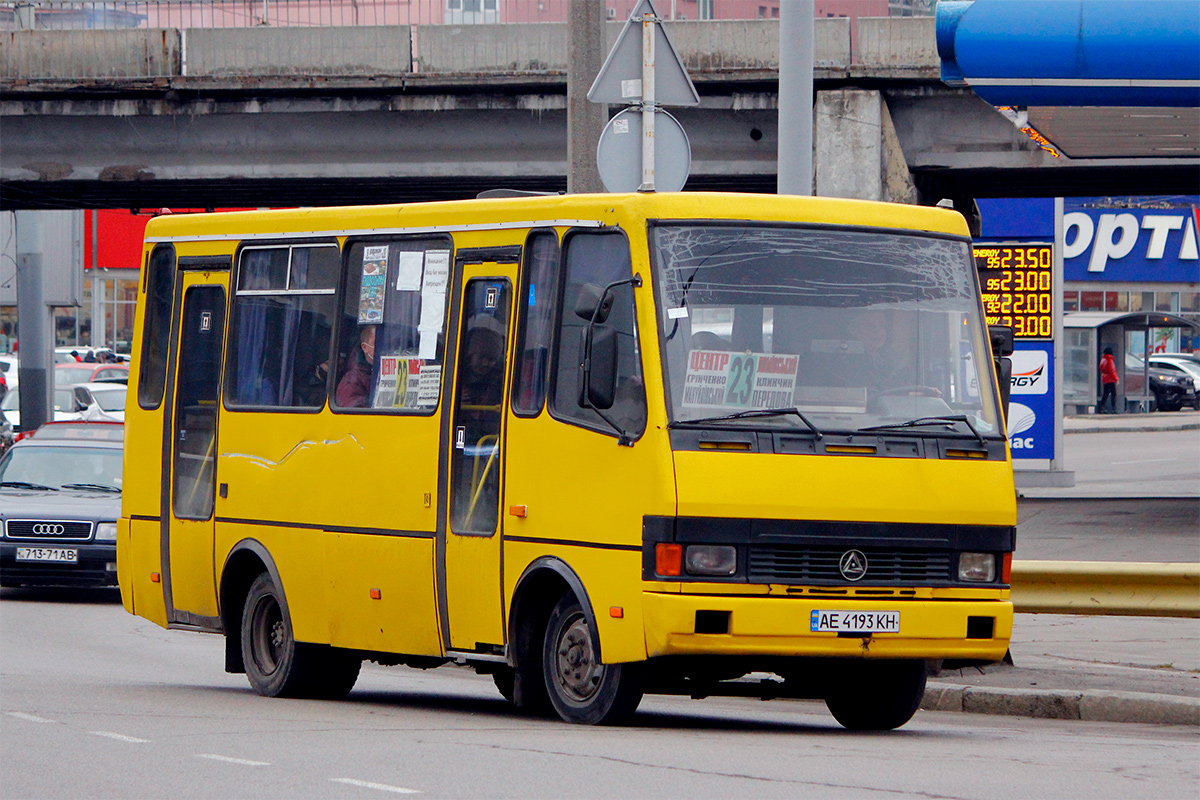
left=1011, top=561, right=1200, bottom=618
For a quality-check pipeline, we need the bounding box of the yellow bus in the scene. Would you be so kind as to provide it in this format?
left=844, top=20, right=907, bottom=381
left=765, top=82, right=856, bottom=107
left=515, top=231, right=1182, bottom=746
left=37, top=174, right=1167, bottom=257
left=118, top=192, right=1015, bottom=730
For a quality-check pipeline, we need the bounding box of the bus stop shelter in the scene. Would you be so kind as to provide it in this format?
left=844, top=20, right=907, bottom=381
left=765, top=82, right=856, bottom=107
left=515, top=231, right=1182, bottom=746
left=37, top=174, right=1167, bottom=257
left=1063, top=312, right=1199, bottom=414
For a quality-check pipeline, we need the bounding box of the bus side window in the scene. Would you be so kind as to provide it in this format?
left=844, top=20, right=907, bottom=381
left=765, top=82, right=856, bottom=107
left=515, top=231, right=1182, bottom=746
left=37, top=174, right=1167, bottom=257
left=332, top=237, right=451, bottom=413
left=226, top=244, right=339, bottom=410
left=512, top=230, right=560, bottom=416
left=137, top=244, right=176, bottom=409
left=549, top=231, right=646, bottom=440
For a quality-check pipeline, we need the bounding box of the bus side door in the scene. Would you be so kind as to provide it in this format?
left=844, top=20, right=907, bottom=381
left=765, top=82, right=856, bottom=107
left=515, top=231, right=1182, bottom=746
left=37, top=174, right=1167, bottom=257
left=442, top=263, right=516, bottom=652
left=163, top=271, right=228, bottom=626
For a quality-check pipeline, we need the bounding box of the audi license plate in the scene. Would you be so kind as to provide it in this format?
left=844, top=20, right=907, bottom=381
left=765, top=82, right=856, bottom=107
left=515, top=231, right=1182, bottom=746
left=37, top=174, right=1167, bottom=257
left=811, top=610, right=899, bottom=633
left=15, top=547, right=78, bottom=564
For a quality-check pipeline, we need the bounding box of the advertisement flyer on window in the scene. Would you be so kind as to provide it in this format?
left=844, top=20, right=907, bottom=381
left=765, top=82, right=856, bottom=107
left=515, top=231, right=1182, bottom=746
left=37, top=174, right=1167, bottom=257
left=374, top=356, right=440, bottom=409
left=358, top=246, right=389, bottom=324
left=681, top=350, right=799, bottom=410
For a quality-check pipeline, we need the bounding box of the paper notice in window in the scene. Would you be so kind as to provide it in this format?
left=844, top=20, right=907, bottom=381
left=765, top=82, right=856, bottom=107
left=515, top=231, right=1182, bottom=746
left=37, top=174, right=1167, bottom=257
left=417, top=251, right=451, bottom=359
left=417, top=365, right=441, bottom=406
left=358, top=246, right=389, bottom=324
left=395, top=251, right=424, bottom=292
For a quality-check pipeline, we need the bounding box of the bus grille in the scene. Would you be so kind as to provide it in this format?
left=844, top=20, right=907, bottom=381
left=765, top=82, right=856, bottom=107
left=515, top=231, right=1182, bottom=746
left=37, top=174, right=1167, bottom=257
left=5, top=520, right=94, bottom=541
left=748, top=545, right=953, bottom=584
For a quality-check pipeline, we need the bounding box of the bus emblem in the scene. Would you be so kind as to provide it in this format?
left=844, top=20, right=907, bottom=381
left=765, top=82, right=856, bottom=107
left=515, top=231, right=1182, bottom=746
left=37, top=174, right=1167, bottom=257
left=839, top=550, right=868, bottom=581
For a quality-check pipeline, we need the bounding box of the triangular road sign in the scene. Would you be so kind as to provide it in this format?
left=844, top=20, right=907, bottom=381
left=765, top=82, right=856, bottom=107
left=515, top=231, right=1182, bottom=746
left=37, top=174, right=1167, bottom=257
left=587, top=0, right=700, bottom=107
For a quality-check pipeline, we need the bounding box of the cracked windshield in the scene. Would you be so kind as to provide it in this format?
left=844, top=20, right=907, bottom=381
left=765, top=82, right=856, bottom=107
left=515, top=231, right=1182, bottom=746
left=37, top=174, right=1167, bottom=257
left=652, top=224, right=1003, bottom=437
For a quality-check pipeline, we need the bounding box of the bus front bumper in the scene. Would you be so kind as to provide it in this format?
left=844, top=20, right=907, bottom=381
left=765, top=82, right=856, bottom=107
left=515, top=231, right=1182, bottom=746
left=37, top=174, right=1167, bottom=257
left=642, top=591, right=1012, bottom=662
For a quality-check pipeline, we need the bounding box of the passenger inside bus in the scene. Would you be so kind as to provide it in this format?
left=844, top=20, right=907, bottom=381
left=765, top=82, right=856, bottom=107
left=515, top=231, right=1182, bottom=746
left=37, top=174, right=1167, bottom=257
left=335, top=324, right=377, bottom=408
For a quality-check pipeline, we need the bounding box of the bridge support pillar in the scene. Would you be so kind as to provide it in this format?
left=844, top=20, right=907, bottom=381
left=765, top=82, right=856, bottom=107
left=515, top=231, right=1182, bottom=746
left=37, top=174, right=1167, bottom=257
left=814, top=88, right=917, bottom=204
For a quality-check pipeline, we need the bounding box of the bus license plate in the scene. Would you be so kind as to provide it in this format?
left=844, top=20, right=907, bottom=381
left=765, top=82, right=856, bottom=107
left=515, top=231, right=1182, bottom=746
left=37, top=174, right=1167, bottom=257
left=811, top=610, right=899, bottom=633
left=15, top=547, right=78, bottom=564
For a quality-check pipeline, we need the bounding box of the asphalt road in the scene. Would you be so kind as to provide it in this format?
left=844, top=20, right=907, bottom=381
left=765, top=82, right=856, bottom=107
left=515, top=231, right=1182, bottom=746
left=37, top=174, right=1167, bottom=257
left=2, top=590, right=1197, bottom=800
left=1022, top=427, right=1200, bottom=499
left=1016, top=497, right=1198, bottom=561
left=1014, top=427, right=1199, bottom=561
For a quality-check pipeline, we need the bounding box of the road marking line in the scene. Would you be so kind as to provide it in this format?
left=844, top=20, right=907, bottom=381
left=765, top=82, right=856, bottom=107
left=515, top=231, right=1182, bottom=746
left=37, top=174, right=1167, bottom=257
left=197, top=754, right=271, bottom=766
left=6, top=712, right=54, bottom=724
left=331, top=778, right=420, bottom=794
left=91, top=731, right=150, bottom=743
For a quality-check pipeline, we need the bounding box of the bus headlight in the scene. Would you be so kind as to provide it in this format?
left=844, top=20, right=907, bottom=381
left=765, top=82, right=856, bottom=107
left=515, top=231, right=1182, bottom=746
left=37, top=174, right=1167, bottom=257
left=95, top=522, right=118, bottom=542
left=958, top=552, right=995, bottom=583
left=685, top=545, right=737, bottom=576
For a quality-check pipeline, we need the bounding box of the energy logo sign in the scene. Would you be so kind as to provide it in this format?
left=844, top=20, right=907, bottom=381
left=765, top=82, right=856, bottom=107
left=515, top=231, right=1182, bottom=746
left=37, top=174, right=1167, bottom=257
left=1006, top=343, right=1055, bottom=460
left=1010, top=350, right=1049, bottom=395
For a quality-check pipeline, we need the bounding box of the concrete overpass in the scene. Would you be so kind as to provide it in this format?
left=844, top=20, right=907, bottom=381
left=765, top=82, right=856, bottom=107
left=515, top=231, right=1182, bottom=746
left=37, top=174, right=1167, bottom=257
left=2, top=16, right=1195, bottom=211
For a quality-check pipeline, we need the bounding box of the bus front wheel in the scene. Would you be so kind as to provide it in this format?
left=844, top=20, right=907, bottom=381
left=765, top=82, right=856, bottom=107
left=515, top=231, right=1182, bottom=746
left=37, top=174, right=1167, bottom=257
left=542, top=596, right=643, bottom=725
left=241, top=572, right=360, bottom=699
left=823, top=658, right=927, bottom=730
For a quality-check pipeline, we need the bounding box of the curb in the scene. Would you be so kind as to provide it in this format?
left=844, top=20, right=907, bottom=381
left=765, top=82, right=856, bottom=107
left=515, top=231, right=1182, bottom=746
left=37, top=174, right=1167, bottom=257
left=1065, top=422, right=1200, bottom=434
left=923, top=682, right=1200, bottom=726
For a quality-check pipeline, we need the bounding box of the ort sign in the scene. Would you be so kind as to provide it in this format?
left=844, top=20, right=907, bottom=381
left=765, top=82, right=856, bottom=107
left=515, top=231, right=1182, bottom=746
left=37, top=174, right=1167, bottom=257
left=1062, top=199, right=1200, bottom=284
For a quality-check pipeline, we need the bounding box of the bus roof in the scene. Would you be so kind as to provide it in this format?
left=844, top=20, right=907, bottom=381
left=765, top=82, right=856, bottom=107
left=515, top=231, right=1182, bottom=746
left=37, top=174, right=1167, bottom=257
left=142, top=192, right=971, bottom=244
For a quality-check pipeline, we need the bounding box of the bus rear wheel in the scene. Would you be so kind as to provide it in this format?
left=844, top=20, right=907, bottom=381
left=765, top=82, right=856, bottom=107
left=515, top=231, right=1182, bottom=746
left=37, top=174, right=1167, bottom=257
left=542, top=596, right=643, bottom=725
left=241, top=572, right=360, bottom=699
left=824, top=659, right=927, bottom=731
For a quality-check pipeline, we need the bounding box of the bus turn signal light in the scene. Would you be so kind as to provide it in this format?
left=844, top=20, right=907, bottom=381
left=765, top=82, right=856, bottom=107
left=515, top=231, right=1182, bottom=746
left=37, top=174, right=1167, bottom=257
left=655, top=543, right=682, bottom=577
left=150, top=572, right=160, bottom=583
left=370, top=588, right=382, bottom=600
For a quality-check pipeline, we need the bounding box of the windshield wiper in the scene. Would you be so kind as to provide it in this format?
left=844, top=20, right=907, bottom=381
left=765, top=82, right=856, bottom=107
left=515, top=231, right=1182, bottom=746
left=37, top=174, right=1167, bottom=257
left=60, top=482, right=121, bottom=493
left=858, top=415, right=986, bottom=446
left=670, top=407, right=823, bottom=439
left=1, top=480, right=58, bottom=491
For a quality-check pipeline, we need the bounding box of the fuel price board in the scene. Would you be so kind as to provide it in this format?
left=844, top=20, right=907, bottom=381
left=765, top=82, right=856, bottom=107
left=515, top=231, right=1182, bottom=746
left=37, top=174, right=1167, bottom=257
left=973, top=243, right=1054, bottom=340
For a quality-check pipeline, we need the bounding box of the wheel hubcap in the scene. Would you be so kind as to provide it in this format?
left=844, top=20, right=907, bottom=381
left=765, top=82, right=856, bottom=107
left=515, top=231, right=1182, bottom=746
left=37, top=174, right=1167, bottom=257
left=554, top=613, right=604, bottom=703
left=251, top=595, right=284, bottom=676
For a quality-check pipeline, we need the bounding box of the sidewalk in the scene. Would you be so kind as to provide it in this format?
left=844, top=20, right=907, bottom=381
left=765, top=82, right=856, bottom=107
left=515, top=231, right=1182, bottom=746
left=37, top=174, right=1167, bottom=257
left=1062, top=407, right=1200, bottom=434
left=922, top=614, right=1200, bottom=726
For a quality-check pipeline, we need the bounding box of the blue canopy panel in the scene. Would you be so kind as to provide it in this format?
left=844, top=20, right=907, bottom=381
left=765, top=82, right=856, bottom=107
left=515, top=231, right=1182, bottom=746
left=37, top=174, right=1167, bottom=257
left=937, top=0, right=1200, bottom=107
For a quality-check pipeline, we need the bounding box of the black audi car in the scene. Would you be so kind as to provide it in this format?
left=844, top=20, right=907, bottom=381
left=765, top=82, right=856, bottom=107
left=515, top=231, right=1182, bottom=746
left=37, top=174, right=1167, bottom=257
left=0, top=422, right=123, bottom=588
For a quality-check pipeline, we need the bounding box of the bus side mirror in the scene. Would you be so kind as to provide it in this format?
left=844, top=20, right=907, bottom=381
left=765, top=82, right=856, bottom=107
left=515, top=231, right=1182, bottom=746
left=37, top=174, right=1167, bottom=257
left=988, top=325, right=1014, bottom=358
left=575, top=283, right=614, bottom=324
left=996, top=356, right=1012, bottom=422
left=988, top=325, right=1014, bottom=422
left=584, top=327, right=618, bottom=410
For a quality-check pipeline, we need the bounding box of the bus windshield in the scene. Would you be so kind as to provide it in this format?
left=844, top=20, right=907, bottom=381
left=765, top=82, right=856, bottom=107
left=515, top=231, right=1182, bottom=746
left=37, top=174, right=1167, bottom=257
left=651, top=223, right=1003, bottom=437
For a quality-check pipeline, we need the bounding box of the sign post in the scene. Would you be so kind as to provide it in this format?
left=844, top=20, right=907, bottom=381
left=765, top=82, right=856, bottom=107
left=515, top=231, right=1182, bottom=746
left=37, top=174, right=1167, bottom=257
left=640, top=6, right=656, bottom=191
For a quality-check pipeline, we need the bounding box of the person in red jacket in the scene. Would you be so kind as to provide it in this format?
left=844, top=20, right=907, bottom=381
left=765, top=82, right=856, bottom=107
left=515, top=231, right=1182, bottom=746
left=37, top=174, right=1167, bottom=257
left=1098, top=347, right=1119, bottom=414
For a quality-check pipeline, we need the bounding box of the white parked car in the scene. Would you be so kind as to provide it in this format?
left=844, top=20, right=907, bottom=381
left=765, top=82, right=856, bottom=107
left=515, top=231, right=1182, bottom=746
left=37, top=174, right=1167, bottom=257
left=0, top=385, right=101, bottom=432
left=78, top=382, right=127, bottom=423
left=1149, top=353, right=1200, bottom=383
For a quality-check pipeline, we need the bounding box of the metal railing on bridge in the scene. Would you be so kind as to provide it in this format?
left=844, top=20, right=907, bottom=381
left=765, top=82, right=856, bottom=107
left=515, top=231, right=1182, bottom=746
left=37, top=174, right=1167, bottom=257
left=1, top=2, right=937, bottom=83
left=2, top=1, right=797, bottom=30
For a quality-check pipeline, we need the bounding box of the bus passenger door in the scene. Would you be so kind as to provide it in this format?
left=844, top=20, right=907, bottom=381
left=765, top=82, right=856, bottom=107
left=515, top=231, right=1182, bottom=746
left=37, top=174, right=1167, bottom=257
left=443, top=267, right=515, bottom=652
left=164, top=275, right=227, bottom=626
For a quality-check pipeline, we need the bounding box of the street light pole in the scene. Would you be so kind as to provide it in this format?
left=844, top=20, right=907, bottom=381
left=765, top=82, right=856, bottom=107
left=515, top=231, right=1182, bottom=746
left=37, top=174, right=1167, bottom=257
left=777, top=0, right=814, bottom=195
